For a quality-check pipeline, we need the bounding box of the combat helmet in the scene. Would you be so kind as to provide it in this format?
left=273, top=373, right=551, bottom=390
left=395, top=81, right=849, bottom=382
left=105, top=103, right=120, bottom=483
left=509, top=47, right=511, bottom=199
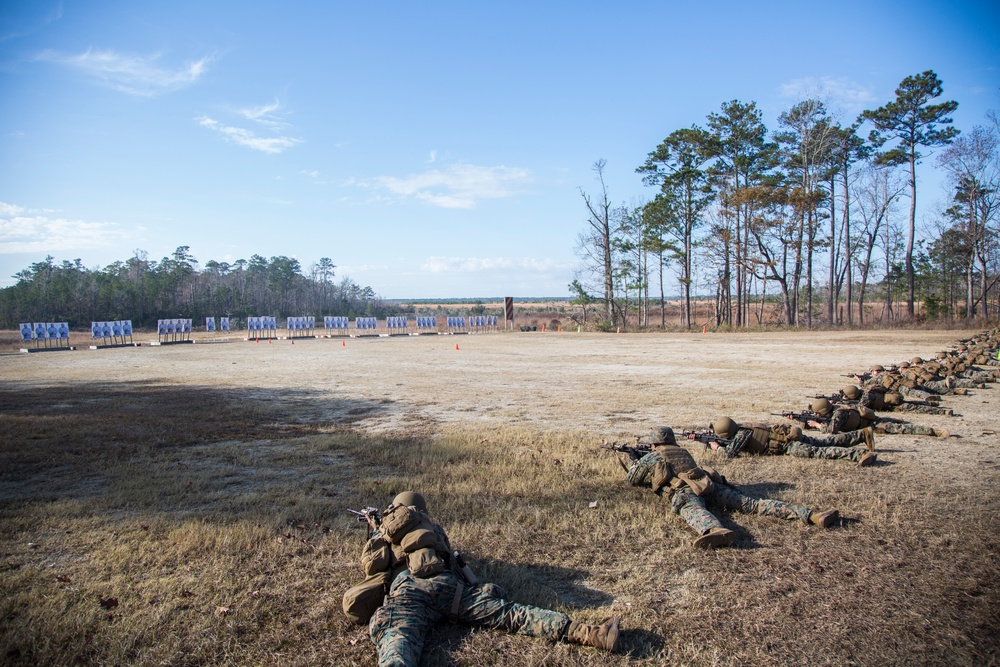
left=842, top=385, right=862, bottom=400
left=712, top=417, right=739, bottom=439
left=811, top=397, right=833, bottom=417
left=392, top=491, right=427, bottom=513
left=935, top=351, right=948, bottom=360
left=910, top=356, right=924, bottom=364
left=898, top=361, right=911, bottom=369
left=870, top=364, right=885, bottom=373
left=647, top=426, right=676, bottom=446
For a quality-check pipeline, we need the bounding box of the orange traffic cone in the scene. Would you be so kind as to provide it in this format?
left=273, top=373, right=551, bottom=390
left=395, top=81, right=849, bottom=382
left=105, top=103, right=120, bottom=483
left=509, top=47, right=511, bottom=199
left=342, top=340, right=346, bottom=347
left=455, top=343, right=460, bottom=350
left=702, top=325, right=707, bottom=334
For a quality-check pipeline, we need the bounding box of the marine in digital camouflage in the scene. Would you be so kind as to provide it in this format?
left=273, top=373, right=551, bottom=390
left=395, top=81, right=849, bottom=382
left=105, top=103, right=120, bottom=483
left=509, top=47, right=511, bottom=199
left=370, top=573, right=570, bottom=667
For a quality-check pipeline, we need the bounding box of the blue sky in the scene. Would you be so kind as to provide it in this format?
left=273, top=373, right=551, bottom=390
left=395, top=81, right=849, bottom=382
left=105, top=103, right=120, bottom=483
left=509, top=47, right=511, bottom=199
left=1, top=1, right=997, bottom=298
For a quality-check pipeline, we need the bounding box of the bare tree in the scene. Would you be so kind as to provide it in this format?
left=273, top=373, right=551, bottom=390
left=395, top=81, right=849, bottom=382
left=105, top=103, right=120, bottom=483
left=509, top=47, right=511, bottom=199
left=851, top=161, right=906, bottom=324
left=578, top=159, right=616, bottom=325
left=937, top=124, right=1000, bottom=318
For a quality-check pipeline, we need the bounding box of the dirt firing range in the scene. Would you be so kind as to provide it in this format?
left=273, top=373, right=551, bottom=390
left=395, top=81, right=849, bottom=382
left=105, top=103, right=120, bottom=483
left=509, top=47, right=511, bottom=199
left=2, top=328, right=995, bottom=437
left=1, top=327, right=998, bottom=665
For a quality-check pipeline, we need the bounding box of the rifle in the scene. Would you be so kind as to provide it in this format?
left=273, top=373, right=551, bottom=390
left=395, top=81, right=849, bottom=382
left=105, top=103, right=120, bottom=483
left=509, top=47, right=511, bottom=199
left=600, top=441, right=652, bottom=471
left=347, top=507, right=382, bottom=531
left=678, top=429, right=732, bottom=449
left=774, top=410, right=825, bottom=426
left=808, top=393, right=850, bottom=403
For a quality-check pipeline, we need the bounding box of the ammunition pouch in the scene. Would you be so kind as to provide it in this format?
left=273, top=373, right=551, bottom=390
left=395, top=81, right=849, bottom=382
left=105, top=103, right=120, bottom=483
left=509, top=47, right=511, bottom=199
left=768, top=423, right=802, bottom=445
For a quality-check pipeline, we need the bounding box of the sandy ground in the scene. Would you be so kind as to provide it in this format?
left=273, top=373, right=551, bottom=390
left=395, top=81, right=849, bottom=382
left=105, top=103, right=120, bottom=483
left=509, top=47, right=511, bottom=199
left=2, top=328, right=994, bottom=443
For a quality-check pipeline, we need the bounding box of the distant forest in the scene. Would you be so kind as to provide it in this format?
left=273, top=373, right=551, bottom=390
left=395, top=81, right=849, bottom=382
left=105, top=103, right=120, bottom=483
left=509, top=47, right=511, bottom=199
left=575, top=71, right=1000, bottom=329
left=0, top=248, right=404, bottom=329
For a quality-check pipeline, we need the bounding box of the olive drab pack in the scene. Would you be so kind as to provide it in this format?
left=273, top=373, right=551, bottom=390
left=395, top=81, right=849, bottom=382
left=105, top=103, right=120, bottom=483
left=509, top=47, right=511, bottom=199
left=743, top=424, right=771, bottom=455
left=380, top=505, right=422, bottom=541
left=361, top=536, right=393, bottom=576
left=677, top=468, right=714, bottom=496
left=406, top=547, right=446, bottom=577
left=378, top=504, right=451, bottom=579
left=399, top=527, right=439, bottom=553
left=843, top=409, right=862, bottom=431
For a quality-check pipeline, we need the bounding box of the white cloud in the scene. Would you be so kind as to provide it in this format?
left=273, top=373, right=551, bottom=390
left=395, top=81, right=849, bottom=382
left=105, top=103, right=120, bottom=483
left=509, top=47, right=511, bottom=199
left=372, top=163, right=531, bottom=209
left=37, top=48, right=212, bottom=96
left=197, top=115, right=301, bottom=154
left=779, top=76, right=877, bottom=111
left=420, top=256, right=573, bottom=273
left=0, top=201, right=128, bottom=254
left=238, top=99, right=293, bottom=130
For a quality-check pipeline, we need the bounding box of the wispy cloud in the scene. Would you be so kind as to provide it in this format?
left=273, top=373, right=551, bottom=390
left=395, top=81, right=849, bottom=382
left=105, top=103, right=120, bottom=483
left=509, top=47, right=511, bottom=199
left=238, top=99, right=293, bottom=130
left=371, top=163, right=531, bottom=209
left=420, top=256, right=573, bottom=273
left=779, top=76, right=877, bottom=112
left=197, top=115, right=301, bottom=154
left=0, top=201, right=128, bottom=254
left=37, top=48, right=212, bottom=96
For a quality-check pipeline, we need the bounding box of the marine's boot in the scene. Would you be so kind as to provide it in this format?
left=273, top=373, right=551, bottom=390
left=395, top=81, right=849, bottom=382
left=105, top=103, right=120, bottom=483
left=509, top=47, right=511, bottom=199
left=858, top=451, right=877, bottom=467
left=809, top=509, right=839, bottom=528
left=693, top=527, right=735, bottom=549
left=565, top=617, right=621, bottom=652
left=862, top=427, right=876, bottom=452
left=933, top=428, right=950, bottom=438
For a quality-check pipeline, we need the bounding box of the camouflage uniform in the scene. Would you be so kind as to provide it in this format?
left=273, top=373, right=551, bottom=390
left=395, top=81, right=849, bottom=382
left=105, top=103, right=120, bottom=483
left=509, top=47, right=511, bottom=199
left=859, top=387, right=954, bottom=416
left=786, top=438, right=870, bottom=463
left=626, top=446, right=816, bottom=538
left=371, top=574, right=569, bottom=667
left=817, top=406, right=943, bottom=437
left=874, top=420, right=939, bottom=437
left=723, top=421, right=871, bottom=463
left=360, top=496, right=613, bottom=666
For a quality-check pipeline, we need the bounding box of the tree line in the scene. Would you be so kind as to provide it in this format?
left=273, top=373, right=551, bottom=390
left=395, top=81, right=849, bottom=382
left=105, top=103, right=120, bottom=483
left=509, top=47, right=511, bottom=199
left=575, top=70, right=1000, bottom=329
left=0, top=247, right=399, bottom=329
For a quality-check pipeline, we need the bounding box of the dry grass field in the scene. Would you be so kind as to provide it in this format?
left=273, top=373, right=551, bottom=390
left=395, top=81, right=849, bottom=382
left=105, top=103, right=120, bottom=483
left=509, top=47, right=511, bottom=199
left=1, top=328, right=998, bottom=666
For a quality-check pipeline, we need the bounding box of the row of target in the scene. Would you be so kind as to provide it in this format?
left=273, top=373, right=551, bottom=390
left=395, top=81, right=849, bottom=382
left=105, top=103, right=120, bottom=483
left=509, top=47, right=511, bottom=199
left=286, top=317, right=316, bottom=331
left=156, top=319, right=191, bottom=336
left=446, top=316, right=499, bottom=328
left=20, top=322, right=71, bottom=342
